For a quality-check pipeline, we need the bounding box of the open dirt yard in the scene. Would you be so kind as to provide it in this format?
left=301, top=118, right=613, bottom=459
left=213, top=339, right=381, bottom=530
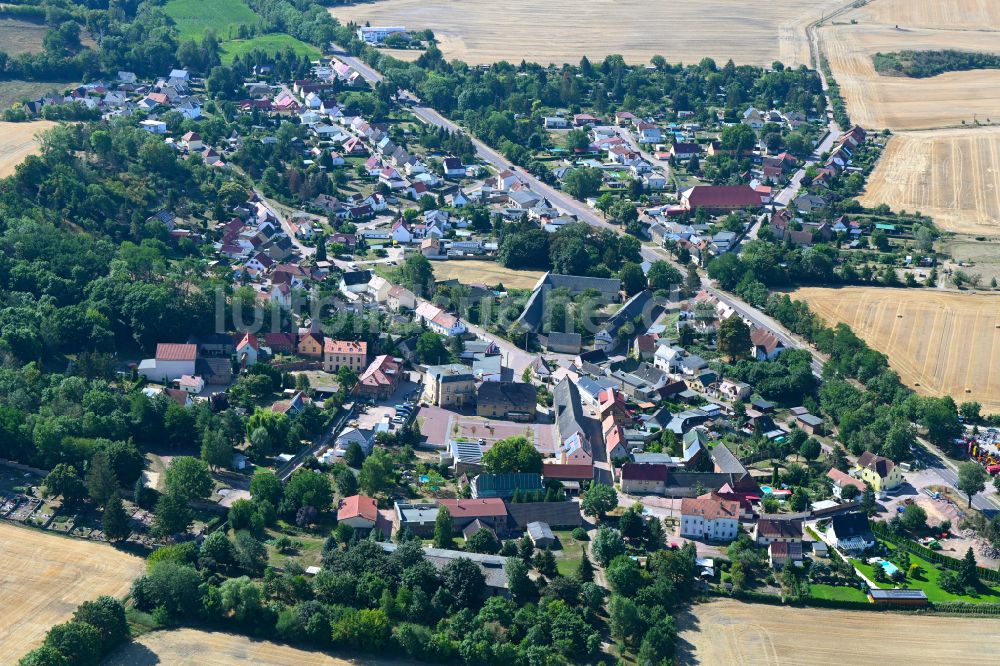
left=794, top=287, right=1000, bottom=412
left=678, top=599, right=1000, bottom=664
left=433, top=259, right=544, bottom=290
left=105, top=628, right=415, bottom=666
left=0, top=120, right=56, bottom=179
left=0, top=522, right=146, bottom=662
left=819, top=23, right=1000, bottom=131
left=0, top=19, right=48, bottom=56
left=333, top=0, right=834, bottom=67
left=859, top=127, right=1000, bottom=235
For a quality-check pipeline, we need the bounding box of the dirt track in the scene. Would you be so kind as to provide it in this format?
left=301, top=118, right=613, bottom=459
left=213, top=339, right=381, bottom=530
left=333, top=0, right=833, bottom=67
left=0, top=522, right=145, bottom=662
left=795, top=287, right=1000, bottom=412
left=679, top=599, right=1000, bottom=665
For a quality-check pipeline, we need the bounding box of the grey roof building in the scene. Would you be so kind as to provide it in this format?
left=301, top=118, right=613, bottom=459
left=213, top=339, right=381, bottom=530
left=377, top=542, right=511, bottom=595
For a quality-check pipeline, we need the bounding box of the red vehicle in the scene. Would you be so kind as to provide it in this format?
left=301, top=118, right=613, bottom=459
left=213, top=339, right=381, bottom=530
left=986, top=464, right=1000, bottom=476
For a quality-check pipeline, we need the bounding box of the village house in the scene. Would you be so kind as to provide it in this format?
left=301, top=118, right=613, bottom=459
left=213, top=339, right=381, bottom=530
left=750, top=328, right=786, bottom=361
left=423, top=364, right=476, bottom=408
left=236, top=332, right=260, bottom=369
left=323, top=340, right=368, bottom=374
left=387, top=285, right=417, bottom=312
left=297, top=331, right=324, bottom=359
left=357, top=355, right=403, bottom=400
left=620, top=463, right=669, bottom=494
left=754, top=517, right=803, bottom=546
left=827, top=468, right=866, bottom=498
left=679, top=495, right=741, bottom=542
left=827, top=511, right=875, bottom=552
left=476, top=382, right=537, bottom=421
left=856, top=451, right=903, bottom=492
left=337, top=494, right=379, bottom=533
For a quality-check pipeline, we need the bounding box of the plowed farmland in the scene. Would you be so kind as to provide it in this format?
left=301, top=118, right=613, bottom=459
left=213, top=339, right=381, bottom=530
left=332, top=0, right=833, bottom=67
left=0, top=523, right=145, bottom=662
left=794, top=287, right=1000, bottom=411
left=679, top=599, right=1000, bottom=665
left=859, top=127, right=1000, bottom=235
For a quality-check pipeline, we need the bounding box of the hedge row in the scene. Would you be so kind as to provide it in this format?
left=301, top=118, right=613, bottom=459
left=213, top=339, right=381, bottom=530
left=871, top=522, right=1000, bottom=583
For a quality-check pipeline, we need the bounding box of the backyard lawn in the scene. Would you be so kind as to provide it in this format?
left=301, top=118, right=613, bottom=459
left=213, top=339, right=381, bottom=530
left=808, top=583, right=869, bottom=602
left=553, top=529, right=586, bottom=576
left=852, top=540, right=1000, bottom=603
left=264, top=523, right=328, bottom=569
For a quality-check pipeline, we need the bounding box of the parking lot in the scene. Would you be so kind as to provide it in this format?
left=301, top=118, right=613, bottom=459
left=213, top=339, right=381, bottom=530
left=354, top=378, right=421, bottom=431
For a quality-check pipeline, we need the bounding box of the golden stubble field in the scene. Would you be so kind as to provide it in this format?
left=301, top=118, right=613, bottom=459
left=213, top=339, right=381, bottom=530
left=679, top=599, right=1000, bottom=664
left=859, top=127, right=1000, bottom=236
left=105, top=628, right=415, bottom=665
left=0, top=120, right=56, bottom=179
left=0, top=522, right=146, bottom=662
left=333, top=0, right=835, bottom=67
left=819, top=23, right=1000, bottom=131
left=432, top=259, right=545, bottom=290
left=822, top=0, right=1000, bottom=234
left=794, top=287, right=1000, bottom=412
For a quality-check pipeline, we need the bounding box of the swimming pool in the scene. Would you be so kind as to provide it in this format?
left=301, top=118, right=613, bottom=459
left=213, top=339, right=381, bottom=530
left=760, top=485, right=774, bottom=494
left=881, top=561, right=900, bottom=576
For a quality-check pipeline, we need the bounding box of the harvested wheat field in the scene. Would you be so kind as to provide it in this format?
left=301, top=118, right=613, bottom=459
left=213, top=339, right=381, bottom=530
left=679, top=599, right=1000, bottom=665
left=0, top=522, right=145, bottom=662
left=852, top=0, right=1000, bottom=32
left=794, top=287, right=1000, bottom=411
left=333, top=0, right=832, bottom=67
left=819, top=23, right=1000, bottom=130
left=0, top=120, right=56, bottom=179
left=433, top=260, right=544, bottom=290
left=105, top=628, right=414, bottom=666
left=0, top=18, right=49, bottom=56
left=860, top=128, right=1000, bottom=235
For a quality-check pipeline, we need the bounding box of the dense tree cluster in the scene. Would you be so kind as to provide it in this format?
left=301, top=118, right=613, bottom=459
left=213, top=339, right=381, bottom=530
left=498, top=220, right=641, bottom=276
left=873, top=50, right=1000, bottom=79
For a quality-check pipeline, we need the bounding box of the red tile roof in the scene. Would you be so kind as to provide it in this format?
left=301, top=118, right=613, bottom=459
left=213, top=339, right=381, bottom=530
left=324, top=339, right=367, bottom=356
left=681, top=496, right=740, bottom=521
left=156, top=343, right=197, bottom=362
left=360, top=355, right=401, bottom=388
left=437, top=498, right=507, bottom=519
left=338, top=494, right=378, bottom=522
left=683, top=185, right=761, bottom=209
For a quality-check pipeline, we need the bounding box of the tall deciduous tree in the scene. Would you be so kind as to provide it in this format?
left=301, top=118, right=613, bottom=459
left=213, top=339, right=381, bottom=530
left=717, top=315, right=751, bottom=361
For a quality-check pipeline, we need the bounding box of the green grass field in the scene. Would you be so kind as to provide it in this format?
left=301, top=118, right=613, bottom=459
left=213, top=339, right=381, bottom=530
left=553, top=529, right=586, bottom=576
left=164, top=0, right=258, bottom=42
left=808, top=583, right=869, bottom=602
left=221, top=33, right=321, bottom=64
